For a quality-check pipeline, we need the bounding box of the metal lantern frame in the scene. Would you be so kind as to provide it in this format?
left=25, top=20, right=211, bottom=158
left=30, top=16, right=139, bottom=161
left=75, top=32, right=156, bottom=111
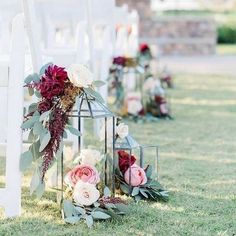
left=57, top=91, right=116, bottom=203
left=114, top=134, right=159, bottom=195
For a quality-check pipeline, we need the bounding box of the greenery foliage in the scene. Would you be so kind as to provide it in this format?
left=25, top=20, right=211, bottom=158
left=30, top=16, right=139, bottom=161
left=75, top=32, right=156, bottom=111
left=217, top=23, right=236, bottom=44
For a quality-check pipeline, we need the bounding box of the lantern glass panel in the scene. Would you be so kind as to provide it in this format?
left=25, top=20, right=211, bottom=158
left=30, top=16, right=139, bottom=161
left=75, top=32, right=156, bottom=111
left=57, top=92, right=115, bottom=203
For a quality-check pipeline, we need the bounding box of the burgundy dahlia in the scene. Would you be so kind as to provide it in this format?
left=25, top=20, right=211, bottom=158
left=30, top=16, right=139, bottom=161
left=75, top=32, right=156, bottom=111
left=118, top=150, right=136, bottom=174
left=113, top=57, right=126, bottom=67
left=37, top=65, right=68, bottom=100
left=155, top=95, right=166, bottom=104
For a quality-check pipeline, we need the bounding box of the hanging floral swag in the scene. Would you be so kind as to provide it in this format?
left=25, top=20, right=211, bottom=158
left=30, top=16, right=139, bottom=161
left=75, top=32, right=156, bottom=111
left=20, top=62, right=106, bottom=198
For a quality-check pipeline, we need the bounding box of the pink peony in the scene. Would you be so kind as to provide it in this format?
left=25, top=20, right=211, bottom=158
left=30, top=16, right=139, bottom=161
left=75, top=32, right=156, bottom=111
left=124, top=164, right=147, bottom=187
left=65, top=164, right=100, bottom=186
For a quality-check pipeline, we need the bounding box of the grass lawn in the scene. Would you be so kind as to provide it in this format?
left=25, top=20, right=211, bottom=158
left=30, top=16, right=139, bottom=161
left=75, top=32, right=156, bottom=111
left=1, top=73, right=236, bottom=236
left=217, top=44, right=236, bottom=55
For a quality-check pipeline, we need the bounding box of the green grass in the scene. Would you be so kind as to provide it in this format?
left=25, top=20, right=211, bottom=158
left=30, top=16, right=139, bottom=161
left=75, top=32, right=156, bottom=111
left=1, top=73, right=236, bottom=235
left=217, top=44, right=236, bottom=55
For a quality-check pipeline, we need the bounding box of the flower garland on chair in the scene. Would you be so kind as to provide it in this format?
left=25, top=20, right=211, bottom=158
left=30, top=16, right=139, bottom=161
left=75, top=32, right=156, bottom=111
left=21, top=63, right=105, bottom=196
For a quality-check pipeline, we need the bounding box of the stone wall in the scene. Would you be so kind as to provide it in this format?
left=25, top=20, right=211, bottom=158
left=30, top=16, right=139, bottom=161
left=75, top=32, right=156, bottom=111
left=116, top=0, right=217, bottom=55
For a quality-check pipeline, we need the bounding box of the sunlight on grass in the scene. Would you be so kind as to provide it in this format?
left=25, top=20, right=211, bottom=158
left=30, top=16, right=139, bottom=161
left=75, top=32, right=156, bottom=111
left=1, top=73, right=236, bottom=235
left=173, top=98, right=236, bottom=106
left=217, top=44, right=236, bottom=55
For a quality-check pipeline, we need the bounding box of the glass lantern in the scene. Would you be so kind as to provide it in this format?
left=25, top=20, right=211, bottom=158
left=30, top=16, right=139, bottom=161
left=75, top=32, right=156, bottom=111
left=114, top=133, right=159, bottom=195
left=57, top=91, right=116, bottom=203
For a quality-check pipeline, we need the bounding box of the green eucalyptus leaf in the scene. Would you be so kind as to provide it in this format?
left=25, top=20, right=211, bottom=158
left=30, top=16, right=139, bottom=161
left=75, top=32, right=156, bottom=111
left=28, top=87, right=34, bottom=96
left=103, top=186, right=111, bottom=197
left=33, top=111, right=40, bottom=117
left=35, top=181, right=45, bottom=198
left=28, top=103, right=38, bottom=114
left=39, top=110, right=51, bottom=122
left=32, top=73, right=40, bottom=82
left=33, top=122, right=44, bottom=136
left=91, top=211, right=111, bottom=220
left=35, top=90, right=42, bottom=98
left=85, top=215, right=94, bottom=228
left=66, top=125, right=81, bottom=136
left=145, top=165, right=152, bottom=179
left=140, top=188, right=149, bottom=198
left=120, top=184, right=130, bottom=194
left=30, top=169, right=41, bottom=195
left=115, top=203, right=128, bottom=213
left=84, top=87, right=105, bottom=104
left=63, top=131, right=68, bottom=139
left=92, top=80, right=106, bottom=87
left=75, top=206, right=86, bottom=215
left=131, top=187, right=140, bottom=196
left=28, top=129, right=36, bottom=142
left=63, top=200, right=75, bottom=218
left=21, top=116, right=39, bottom=129
left=39, top=62, right=53, bottom=76
left=65, top=216, right=81, bottom=224
left=24, top=74, right=34, bottom=84
left=20, top=151, right=33, bottom=172
left=30, top=140, right=41, bottom=160
left=104, top=203, right=116, bottom=209
left=39, top=132, right=51, bottom=152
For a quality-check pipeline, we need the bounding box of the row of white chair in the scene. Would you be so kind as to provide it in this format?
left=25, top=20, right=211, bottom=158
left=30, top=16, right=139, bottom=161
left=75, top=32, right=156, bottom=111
left=0, top=0, right=140, bottom=217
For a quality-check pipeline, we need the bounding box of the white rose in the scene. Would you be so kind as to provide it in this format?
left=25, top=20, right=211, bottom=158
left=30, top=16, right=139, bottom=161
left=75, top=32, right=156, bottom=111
left=73, top=181, right=100, bottom=206
left=127, top=100, right=143, bottom=115
left=116, top=123, right=129, bottom=139
left=79, top=149, right=102, bottom=167
left=67, top=64, right=93, bottom=88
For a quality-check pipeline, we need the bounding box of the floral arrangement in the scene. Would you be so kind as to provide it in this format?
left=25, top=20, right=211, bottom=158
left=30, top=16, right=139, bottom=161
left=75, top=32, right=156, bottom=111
left=62, top=149, right=127, bottom=227
left=137, top=43, right=153, bottom=68
left=143, top=76, right=172, bottom=119
left=20, top=63, right=105, bottom=197
left=125, top=92, right=144, bottom=117
left=115, top=150, right=169, bottom=202
left=160, top=66, right=174, bottom=89
left=113, top=56, right=138, bottom=68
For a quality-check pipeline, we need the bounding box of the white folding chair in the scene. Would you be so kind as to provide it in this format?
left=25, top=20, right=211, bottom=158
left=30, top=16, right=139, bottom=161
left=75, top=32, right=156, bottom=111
left=0, top=1, right=21, bottom=53
left=0, top=13, right=25, bottom=217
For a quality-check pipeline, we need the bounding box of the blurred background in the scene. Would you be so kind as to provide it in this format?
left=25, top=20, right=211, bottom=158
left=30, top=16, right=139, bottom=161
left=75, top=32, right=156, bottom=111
left=117, top=0, right=236, bottom=75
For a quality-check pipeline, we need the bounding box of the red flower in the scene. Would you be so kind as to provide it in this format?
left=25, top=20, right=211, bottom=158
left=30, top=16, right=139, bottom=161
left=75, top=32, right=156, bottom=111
left=155, top=95, right=166, bottom=104
left=37, top=65, right=68, bottom=100
left=118, top=150, right=136, bottom=174
left=113, top=57, right=126, bottom=67
left=155, top=96, right=169, bottom=115
left=139, top=43, right=150, bottom=53
left=38, top=99, right=52, bottom=113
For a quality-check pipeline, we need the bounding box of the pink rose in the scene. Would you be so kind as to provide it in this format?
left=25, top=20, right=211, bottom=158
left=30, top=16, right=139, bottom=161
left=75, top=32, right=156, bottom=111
left=65, top=164, right=100, bottom=186
left=124, top=164, right=147, bottom=187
